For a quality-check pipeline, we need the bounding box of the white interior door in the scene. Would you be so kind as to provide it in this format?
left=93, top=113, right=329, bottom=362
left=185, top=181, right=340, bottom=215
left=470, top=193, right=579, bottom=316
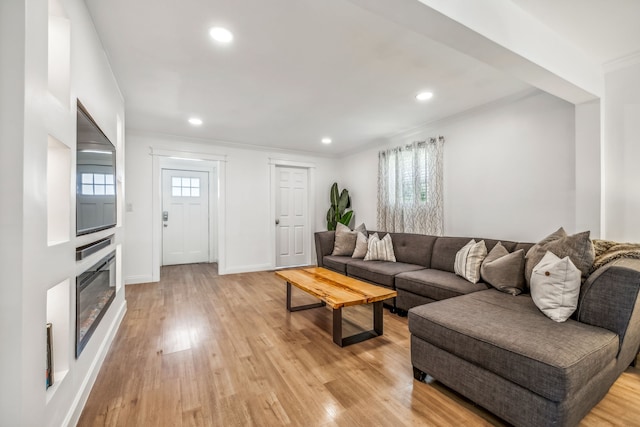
left=162, top=169, right=209, bottom=265
left=276, top=167, right=309, bottom=267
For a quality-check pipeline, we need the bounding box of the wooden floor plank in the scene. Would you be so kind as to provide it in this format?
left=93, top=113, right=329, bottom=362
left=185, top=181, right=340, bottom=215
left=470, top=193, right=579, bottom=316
left=78, top=263, right=640, bottom=426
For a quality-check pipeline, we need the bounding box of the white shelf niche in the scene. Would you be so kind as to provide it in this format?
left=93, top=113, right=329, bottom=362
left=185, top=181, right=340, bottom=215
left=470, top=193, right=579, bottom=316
left=46, top=279, right=71, bottom=402
left=47, top=0, right=71, bottom=108
left=47, top=135, right=71, bottom=245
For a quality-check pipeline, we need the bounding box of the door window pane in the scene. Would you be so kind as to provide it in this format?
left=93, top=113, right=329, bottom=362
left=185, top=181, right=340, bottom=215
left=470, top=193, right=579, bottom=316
left=80, top=173, right=115, bottom=196
left=171, top=176, right=202, bottom=198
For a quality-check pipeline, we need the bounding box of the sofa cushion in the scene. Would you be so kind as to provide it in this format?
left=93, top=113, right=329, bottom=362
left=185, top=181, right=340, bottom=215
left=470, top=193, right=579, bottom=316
left=396, top=269, right=489, bottom=301
left=323, top=255, right=359, bottom=275
left=431, top=237, right=516, bottom=273
left=408, top=290, right=619, bottom=403
left=514, top=242, right=535, bottom=253
left=386, top=232, right=437, bottom=267
left=347, top=260, right=425, bottom=288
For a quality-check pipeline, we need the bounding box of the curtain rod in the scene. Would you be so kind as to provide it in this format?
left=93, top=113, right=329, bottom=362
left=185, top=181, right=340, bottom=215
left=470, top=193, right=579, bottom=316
left=378, top=136, right=445, bottom=156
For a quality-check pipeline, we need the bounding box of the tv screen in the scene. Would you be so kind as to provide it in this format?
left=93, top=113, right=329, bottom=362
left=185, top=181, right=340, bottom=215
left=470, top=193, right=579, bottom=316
left=76, top=101, right=117, bottom=236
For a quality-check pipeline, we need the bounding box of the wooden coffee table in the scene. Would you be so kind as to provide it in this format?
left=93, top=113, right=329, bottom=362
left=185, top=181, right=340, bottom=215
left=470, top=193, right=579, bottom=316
left=275, top=267, right=397, bottom=347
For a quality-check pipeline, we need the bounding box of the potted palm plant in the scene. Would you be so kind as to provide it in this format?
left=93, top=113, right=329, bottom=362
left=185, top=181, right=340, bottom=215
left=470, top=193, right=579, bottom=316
left=326, top=182, right=353, bottom=231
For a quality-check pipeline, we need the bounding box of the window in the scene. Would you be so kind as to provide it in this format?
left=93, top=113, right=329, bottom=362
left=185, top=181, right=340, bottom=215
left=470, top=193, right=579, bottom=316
left=81, top=173, right=115, bottom=196
left=377, top=138, right=444, bottom=234
left=387, top=148, right=428, bottom=205
left=171, top=177, right=200, bottom=197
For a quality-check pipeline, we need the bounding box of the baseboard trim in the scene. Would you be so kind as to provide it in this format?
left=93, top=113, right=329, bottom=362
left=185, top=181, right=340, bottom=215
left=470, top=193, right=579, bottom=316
left=63, top=299, right=127, bottom=427
left=125, top=274, right=154, bottom=284
left=220, top=263, right=272, bottom=275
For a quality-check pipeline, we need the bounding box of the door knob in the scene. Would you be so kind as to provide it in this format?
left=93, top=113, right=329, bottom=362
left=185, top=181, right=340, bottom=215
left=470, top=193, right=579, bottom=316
left=275, top=219, right=280, bottom=225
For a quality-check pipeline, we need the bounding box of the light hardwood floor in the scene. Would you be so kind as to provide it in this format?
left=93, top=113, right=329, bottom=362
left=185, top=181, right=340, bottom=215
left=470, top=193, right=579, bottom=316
left=78, top=263, right=640, bottom=426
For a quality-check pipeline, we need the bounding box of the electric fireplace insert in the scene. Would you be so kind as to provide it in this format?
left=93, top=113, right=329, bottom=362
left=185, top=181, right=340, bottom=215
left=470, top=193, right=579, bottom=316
left=76, top=251, right=116, bottom=357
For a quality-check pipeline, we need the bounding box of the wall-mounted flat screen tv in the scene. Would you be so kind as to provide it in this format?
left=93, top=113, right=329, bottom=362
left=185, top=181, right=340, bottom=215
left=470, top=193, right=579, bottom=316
left=76, top=101, right=117, bottom=236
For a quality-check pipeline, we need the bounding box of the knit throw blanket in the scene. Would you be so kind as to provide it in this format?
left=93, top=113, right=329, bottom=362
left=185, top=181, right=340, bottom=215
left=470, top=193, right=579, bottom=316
left=591, top=239, right=640, bottom=272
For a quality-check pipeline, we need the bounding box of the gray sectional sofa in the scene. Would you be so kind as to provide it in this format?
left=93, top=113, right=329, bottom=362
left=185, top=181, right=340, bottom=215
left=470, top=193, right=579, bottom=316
left=314, top=230, right=640, bottom=427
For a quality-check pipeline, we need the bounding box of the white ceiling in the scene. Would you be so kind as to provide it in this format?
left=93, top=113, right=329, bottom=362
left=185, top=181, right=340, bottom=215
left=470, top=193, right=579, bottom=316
left=510, top=0, right=640, bottom=65
left=85, top=0, right=640, bottom=155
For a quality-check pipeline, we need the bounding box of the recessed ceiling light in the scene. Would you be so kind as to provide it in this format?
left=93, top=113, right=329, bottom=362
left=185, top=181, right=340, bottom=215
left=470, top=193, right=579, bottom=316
left=209, top=27, right=233, bottom=43
left=188, top=117, right=203, bottom=126
left=321, top=137, right=332, bottom=144
left=416, top=91, right=434, bottom=101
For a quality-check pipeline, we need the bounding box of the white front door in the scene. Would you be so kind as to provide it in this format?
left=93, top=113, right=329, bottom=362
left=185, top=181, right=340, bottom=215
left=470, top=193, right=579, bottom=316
left=162, top=169, right=209, bottom=265
left=276, top=167, right=308, bottom=267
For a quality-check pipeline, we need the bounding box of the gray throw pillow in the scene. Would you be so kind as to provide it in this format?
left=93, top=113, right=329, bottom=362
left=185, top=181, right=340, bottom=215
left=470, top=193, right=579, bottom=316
left=525, top=228, right=594, bottom=285
left=332, top=223, right=357, bottom=256
left=354, top=223, right=366, bottom=235
left=524, top=227, right=566, bottom=282
left=480, top=242, right=525, bottom=295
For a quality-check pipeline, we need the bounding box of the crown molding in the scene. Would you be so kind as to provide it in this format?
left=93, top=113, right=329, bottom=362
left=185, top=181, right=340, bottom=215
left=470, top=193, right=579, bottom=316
left=603, top=50, right=640, bottom=73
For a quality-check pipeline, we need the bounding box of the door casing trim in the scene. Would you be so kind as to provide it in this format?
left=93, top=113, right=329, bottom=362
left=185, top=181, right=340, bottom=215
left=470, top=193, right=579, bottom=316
left=269, top=159, right=316, bottom=269
left=151, top=149, right=227, bottom=280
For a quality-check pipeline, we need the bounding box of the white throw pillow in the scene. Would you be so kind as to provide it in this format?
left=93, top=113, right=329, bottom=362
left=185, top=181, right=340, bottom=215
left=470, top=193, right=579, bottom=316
left=454, top=239, right=487, bottom=284
left=352, top=232, right=369, bottom=258
left=364, top=233, right=396, bottom=262
left=530, top=251, right=581, bottom=322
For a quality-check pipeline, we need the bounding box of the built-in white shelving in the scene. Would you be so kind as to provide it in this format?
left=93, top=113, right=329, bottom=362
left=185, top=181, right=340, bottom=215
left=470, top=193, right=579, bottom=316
left=47, top=135, right=71, bottom=246
left=45, top=0, right=73, bottom=403
left=46, top=279, right=71, bottom=403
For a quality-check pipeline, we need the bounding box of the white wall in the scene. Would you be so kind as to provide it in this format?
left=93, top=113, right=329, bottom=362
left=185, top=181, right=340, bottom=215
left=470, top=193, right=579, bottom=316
left=603, top=60, right=640, bottom=242
left=0, top=0, right=27, bottom=423
left=0, top=0, right=126, bottom=425
left=341, top=91, right=578, bottom=242
left=124, top=131, right=339, bottom=283
left=575, top=100, right=601, bottom=237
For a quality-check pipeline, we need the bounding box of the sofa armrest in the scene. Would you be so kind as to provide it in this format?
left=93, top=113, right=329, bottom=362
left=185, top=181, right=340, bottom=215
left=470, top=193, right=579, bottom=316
left=314, top=231, right=335, bottom=267
left=577, top=258, right=640, bottom=362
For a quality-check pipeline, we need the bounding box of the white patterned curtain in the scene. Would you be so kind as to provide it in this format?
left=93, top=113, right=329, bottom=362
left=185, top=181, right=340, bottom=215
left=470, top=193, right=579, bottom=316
left=377, top=137, right=444, bottom=235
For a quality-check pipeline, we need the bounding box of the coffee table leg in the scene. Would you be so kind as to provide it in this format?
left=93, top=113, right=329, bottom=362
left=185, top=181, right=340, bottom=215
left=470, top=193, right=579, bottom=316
left=373, top=301, right=383, bottom=335
left=286, top=282, right=325, bottom=312
left=333, top=301, right=385, bottom=347
left=333, top=307, right=343, bottom=346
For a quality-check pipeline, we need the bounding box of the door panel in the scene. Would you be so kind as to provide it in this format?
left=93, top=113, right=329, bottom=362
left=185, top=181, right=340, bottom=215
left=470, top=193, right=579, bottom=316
left=294, top=226, right=304, bottom=254
left=162, top=169, right=209, bottom=265
left=276, top=167, right=308, bottom=267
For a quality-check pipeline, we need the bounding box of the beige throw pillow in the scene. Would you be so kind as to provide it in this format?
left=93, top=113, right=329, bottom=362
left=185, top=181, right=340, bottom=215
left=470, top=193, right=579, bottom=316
left=352, top=232, right=369, bottom=258
left=480, top=242, right=526, bottom=295
left=364, top=233, right=396, bottom=262
left=331, top=223, right=367, bottom=256
left=525, top=228, right=594, bottom=285
left=530, top=251, right=581, bottom=322
left=454, top=239, right=487, bottom=284
left=332, top=223, right=357, bottom=256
